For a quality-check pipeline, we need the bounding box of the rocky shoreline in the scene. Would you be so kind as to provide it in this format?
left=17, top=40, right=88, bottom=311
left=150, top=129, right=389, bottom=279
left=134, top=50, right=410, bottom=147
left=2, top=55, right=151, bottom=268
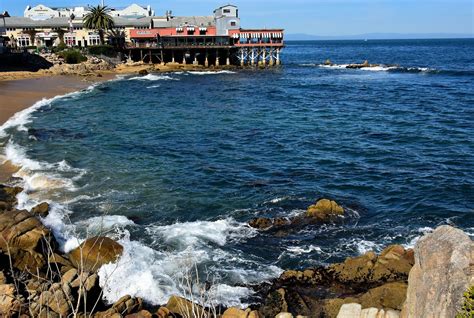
left=0, top=52, right=240, bottom=82
left=0, top=184, right=472, bottom=317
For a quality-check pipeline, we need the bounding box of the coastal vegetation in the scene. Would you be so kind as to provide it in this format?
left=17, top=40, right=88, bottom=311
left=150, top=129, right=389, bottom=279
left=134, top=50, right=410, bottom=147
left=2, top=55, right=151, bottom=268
left=83, top=5, right=115, bottom=45
left=57, top=49, right=88, bottom=64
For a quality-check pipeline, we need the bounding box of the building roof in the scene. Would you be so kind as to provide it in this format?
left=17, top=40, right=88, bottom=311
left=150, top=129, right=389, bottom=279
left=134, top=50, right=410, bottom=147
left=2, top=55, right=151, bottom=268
left=3, top=16, right=151, bottom=28
left=152, top=16, right=214, bottom=28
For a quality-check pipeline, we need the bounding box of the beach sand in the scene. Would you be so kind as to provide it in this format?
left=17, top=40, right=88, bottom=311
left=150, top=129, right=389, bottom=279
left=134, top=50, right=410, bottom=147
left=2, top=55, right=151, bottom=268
left=0, top=75, right=111, bottom=183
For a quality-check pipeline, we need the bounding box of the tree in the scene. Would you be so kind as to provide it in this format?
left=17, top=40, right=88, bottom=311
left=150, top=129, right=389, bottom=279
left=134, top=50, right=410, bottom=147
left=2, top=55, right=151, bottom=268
left=55, top=28, right=67, bottom=44
left=25, top=29, right=37, bottom=46
left=107, top=28, right=126, bottom=48
left=83, top=5, right=115, bottom=45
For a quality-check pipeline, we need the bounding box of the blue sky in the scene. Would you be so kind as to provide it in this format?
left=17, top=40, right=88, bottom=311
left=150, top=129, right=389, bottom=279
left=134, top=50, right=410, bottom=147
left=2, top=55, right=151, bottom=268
left=1, top=0, right=473, bottom=35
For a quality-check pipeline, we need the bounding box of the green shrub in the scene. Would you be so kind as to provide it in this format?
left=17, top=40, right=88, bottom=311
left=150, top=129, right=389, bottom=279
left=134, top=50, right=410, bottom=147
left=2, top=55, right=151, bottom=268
left=457, top=286, right=474, bottom=318
left=58, top=49, right=87, bottom=64
left=52, top=42, right=68, bottom=53
left=87, top=45, right=117, bottom=57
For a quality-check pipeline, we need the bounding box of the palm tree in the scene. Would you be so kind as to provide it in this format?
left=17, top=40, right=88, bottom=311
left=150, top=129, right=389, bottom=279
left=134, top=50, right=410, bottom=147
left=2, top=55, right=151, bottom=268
left=55, top=28, right=67, bottom=44
left=107, top=28, right=126, bottom=48
left=83, top=5, right=115, bottom=45
left=25, top=29, right=37, bottom=46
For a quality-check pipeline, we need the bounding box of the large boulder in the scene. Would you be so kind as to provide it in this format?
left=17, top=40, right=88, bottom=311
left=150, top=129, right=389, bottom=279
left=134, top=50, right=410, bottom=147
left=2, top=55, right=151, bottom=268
left=166, top=295, right=206, bottom=318
left=0, top=209, right=53, bottom=271
left=401, top=225, right=473, bottom=318
left=68, top=237, right=123, bottom=272
left=306, top=199, right=344, bottom=221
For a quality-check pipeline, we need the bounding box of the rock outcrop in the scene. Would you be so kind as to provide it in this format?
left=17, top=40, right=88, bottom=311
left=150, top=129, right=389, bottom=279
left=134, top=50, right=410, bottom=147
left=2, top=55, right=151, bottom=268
left=259, top=244, right=413, bottom=317
left=69, top=236, right=124, bottom=272
left=401, top=225, right=473, bottom=318
left=0, top=208, right=54, bottom=272
left=249, top=198, right=345, bottom=232
left=306, top=199, right=344, bottom=220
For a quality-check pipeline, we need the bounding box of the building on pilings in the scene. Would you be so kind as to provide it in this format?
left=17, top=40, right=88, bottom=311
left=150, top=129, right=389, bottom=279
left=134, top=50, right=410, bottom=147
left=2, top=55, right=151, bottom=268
left=127, top=4, right=285, bottom=66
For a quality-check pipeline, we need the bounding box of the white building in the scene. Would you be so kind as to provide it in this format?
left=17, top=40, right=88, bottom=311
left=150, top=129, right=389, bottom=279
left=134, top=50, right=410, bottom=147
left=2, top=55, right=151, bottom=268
left=24, top=4, right=154, bottom=20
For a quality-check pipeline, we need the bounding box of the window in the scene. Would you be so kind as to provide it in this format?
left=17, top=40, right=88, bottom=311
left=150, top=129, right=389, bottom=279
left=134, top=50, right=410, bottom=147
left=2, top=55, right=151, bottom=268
left=18, top=37, right=30, bottom=47
left=64, top=35, right=76, bottom=46
left=88, top=34, right=100, bottom=45
left=230, top=21, right=237, bottom=26
left=223, top=9, right=231, bottom=13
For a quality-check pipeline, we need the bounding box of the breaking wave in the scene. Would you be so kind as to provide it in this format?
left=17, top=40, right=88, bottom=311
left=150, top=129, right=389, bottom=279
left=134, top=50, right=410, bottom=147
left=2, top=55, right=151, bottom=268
left=304, top=63, right=474, bottom=76
left=187, top=70, right=236, bottom=75
left=128, top=74, right=178, bottom=81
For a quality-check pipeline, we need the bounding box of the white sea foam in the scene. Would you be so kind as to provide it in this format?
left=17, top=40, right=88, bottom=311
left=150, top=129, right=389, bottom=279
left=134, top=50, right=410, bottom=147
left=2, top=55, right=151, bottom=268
left=147, top=218, right=257, bottom=247
left=356, top=239, right=381, bottom=254
left=147, top=84, right=161, bottom=89
left=96, top=219, right=280, bottom=307
left=402, top=227, right=434, bottom=249
left=286, top=245, right=322, bottom=255
left=0, top=84, right=97, bottom=138
left=187, top=70, right=236, bottom=75
left=360, top=66, right=398, bottom=72
left=77, top=215, right=136, bottom=234
left=128, top=74, right=177, bottom=81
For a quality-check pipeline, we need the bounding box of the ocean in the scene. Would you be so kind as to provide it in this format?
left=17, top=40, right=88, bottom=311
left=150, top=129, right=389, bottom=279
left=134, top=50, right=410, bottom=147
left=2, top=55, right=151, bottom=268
left=1, top=39, right=473, bottom=307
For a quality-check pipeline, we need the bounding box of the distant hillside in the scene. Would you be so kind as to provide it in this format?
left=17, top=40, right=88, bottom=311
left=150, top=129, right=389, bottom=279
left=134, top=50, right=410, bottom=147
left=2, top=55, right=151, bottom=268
left=285, top=33, right=474, bottom=41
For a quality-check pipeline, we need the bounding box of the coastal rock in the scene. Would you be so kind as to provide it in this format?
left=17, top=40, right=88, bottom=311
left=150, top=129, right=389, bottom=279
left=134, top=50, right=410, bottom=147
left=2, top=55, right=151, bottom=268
left=249, top=217, right=291, bottom=230
left=249, top=217, right=273, bottom=230
left=262, top=245, right=413, bottom=317
left=306, top=199, right=344, bottom=221
left=125, top=310, right=153, bottom=318
left=323, top=282, right=406, bottom=317
left=222, top=307, right=252, bottom=318
left=0, top=185, right=22, bottom=211
left=68, top=236, right=124, bottom=272
left=328, top=245, right=414, bottom=286
left=112, top=295, right=143, bottom=315
left=0, top=283, right=22, bottom=316
left=259, top=288, right=288, bottom=318
left=337, top=303, right=361, bottom=318
left=36, top=282, right=74, bottom=317
left=0, top=209, right=53, bottom=271
left=156, top=306, right=171, bottom=318
left=401, top=225, right=473, bottom=318
left=276, top=313, right=293, bottom=318
left=166, top=295, right=206, bottom=318
left=336, top=304, right=400, bottom=318
left=138, top=69, right=149, bottom=75
left=31, top=202, right=50, bottom=218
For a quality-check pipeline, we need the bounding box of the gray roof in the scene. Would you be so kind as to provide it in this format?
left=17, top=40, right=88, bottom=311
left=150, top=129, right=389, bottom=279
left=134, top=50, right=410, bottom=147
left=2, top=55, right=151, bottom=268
left=153, top=16, right=214, bottom=28
left=3, top=16, right=151, bottom=28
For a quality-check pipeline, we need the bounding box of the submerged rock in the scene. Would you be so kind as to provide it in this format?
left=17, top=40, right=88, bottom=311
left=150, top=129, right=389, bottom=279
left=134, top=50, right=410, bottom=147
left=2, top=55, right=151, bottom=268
left=249, top=198, right=345, bottom=233
left=68, top=236, right=123, bottom=272
left=401, top=225, right=473, bottom=318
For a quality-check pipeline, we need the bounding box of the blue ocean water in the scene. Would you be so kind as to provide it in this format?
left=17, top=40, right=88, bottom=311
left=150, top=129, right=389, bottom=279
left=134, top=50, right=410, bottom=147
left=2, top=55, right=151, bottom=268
left=1, top=39, right=473, bottom=306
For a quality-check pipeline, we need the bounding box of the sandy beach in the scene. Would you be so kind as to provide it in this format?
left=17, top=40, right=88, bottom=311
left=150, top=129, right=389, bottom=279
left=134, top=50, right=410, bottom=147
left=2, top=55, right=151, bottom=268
left=0, top=74, right=112, bottom=182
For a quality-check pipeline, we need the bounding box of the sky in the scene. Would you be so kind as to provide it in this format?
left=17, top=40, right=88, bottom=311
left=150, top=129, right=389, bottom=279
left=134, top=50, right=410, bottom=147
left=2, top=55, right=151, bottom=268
left=1, top=0, right=473, bottom=36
